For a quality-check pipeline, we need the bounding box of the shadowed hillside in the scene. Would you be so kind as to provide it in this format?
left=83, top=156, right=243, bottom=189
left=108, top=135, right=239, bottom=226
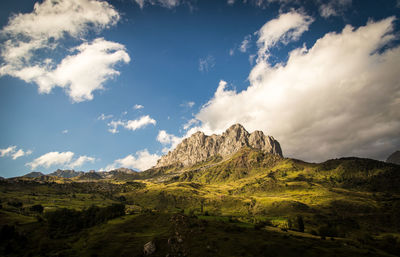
left=1, top=125, right=400, bottom=256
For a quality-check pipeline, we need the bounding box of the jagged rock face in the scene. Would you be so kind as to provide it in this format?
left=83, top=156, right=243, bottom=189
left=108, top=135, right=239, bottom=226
left=155, top=124, right=283, bottom=168
left=386, top=151, right=400, bottom=165
left=49, top=169, right=83, bottom=178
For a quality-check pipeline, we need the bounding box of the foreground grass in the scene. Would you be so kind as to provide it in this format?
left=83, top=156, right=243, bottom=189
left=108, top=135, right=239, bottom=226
left=2, top=209, right=397, bottom=257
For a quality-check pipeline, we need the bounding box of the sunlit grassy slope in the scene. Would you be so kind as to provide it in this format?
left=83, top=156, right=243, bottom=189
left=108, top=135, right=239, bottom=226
left=1, top=147, right=400, bottom=256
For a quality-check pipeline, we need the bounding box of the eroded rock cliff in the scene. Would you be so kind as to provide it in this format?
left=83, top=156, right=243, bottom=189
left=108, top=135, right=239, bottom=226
left=155, top=124, right=282, bottom=168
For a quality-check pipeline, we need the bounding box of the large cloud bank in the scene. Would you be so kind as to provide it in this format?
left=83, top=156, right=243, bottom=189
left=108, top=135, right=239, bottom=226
left=189, top=12, right=400, bottom=162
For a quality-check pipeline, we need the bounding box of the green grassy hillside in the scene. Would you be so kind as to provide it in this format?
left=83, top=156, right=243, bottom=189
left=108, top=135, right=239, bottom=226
left=1, top=147, right=400, bottom=256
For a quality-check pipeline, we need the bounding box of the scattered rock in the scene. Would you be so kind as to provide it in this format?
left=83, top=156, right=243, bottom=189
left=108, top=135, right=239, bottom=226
left=143, top=241, right=156, bottom=255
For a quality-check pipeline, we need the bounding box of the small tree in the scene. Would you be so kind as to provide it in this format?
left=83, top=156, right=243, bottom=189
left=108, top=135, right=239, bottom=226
left=297, top=215, right=304, bottom=232
left=30, top=204, right=44, bottom=214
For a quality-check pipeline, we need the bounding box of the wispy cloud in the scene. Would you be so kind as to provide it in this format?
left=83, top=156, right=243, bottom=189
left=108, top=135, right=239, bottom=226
left=319, top=0, right=352, bottom=18
left=0, top=0, right=129, bottom=102
left=240, top=35, right=252, bottom=53
left=183, top=118, right=199, bottom=130
left=133, top=104, right=144, bottom=110
left=180, top=101, right=195, bottom=108
left=0, top=145, right=32, bottom=160
left=26, top=151, right=94, bottom=170
left=199, top=55, right=215, bottom=72
left=98, top=113, right=113, bottom=121
left=62, top=129, right=69, bottom=134
left=255, top=10, right=313, bottom=61
left=107, top=115, right=156, bottom=134
left=134, top=0, right=181, bottom=9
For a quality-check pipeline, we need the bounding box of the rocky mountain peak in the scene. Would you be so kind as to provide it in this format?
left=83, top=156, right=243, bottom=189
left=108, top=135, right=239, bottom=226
left=155, top=124, right=283, bottom=168
left=224, top=123, right=249, bottom=137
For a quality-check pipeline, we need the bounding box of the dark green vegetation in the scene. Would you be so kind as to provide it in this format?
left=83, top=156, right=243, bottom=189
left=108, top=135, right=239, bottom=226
left=1, top=147, right=400, bottom=256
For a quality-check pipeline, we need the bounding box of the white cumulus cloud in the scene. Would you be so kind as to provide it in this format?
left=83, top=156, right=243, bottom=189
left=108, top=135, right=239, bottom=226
left=107, top=115, right=156, bottom=134
left=133, top=104, right=144, bottom=110
left=26, top=151, right=74, bottom=170
left=105, top=149, right=160, bottom=171
left=0, top=146, right=17, bottom=157
left=157, top=130, right=183, bottom=153
left=70, top=155, right=95, bottom=168
left=0, top=146, right=32, bottom=160
left=12, top=149, right=32, bottom=160
left=190, top=13, right=400, bottom=162
left=26, top=151, right=95, bottom=170
left=0, top=0, right=129, bottom=102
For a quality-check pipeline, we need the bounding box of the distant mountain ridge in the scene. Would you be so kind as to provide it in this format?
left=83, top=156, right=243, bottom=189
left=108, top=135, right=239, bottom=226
left=49, top=169, right=83, bottom=178
left=386, top=150, right=400, bottom=165
left=19, top=168, right=139, bottom=181
left=22, top=171, right=44, bottom=178
left=155, top=124, right=282, bottom=168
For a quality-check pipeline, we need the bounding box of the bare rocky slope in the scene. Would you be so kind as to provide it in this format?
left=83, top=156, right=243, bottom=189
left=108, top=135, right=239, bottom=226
left=155, top=123, right=282, bottom=168
left=387, top=150, right=400, bottom=165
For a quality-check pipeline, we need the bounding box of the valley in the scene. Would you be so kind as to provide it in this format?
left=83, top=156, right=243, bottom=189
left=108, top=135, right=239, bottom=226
left=1, top=144, right=400, bottom=256
left=1, top=125, right=400, bottom=256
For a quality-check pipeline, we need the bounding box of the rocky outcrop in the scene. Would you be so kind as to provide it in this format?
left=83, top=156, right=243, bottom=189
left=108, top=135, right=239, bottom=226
left=75, top=170, right=102, bottom=181
left=155, top=124, right=282, bottom=168
left=386, top=151, right=400, bottom=165
left=143, top=241, right=156, bottom=255
left=49, top=169, right=83, bottom=178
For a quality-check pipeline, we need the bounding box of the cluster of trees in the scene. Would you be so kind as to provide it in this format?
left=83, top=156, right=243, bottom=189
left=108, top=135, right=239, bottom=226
left=45, top=204, right=125, bottom=237
left=287, top=215, right=304, bottom=232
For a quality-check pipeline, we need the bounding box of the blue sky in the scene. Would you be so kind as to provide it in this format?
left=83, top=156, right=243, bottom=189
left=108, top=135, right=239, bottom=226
left=0, top=0, right=399, bottom=177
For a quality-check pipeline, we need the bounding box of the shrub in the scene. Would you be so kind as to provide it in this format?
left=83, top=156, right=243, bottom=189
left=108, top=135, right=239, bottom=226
left=318, top=225, right=338, bottom=237
left=45, top=204, right=125, bottom=237
left=30, top=204, right=44, bottom=213
left=7, top=200, right=22, bottom=208
left=297, top=215, right=304, bottom=233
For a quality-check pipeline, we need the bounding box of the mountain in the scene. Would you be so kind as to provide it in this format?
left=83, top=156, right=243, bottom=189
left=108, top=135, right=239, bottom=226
left=74, top=170, right=103, bottom=181
left=386, top=150, right=400, bottom=165
left=22, top=171, right=44, bottom=178
left=2, top=126, right=400, bottom=256
left=98, top=168, right=139, bottom=180
left=165, top=146, right=400, bottom=192
left=155, top=123, right=282, bottom=168
left=49, top=169, right=83, bottom=178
